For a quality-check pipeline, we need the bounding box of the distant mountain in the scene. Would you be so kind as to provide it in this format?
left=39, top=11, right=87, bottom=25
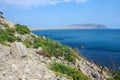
left=66, top=24, right=108, bottom=29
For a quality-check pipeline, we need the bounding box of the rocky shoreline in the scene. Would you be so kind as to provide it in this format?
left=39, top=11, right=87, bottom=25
left=0, top=42, right=111, bottom=80
left=0, top=15, right=112, bottom=80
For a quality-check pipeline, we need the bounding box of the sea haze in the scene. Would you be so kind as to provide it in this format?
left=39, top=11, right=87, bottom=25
left=32, top=29, right=120, bottom=70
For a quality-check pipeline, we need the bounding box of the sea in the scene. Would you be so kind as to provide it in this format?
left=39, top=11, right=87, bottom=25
left=32, top=29, right=120, bottom=70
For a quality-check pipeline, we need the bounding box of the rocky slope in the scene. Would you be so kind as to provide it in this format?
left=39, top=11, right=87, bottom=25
left=0, top=43, right=68, bottom=80
left=0, top=15, right=111, bottom=80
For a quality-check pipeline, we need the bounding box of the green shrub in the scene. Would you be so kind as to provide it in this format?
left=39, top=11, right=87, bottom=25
left=6, top=27, right=15, bottom=35
left=50, top=62, right=91, bottom=80
left=23, top=42, right=31, bottom=48
left=0, top=29, right=7, bottom=42
left=23, top=39, right=33, bottom=48
left=34, top=37, right=41, bottom=43
left=0, top=34, right=7, bottom=42
left=34, top=42, right=42, bottom=48
left=16, top=37, right=22, bottom=42
left=0, top=28, right=17, bottom=43
left=0, top=29, right=6, bottom=34
left=33, top=37, right=79, bottom=62
left=113, top=72, right=120, bottom=80
left=0, top=33, right=8, bottom=45
left=15, top=24, right=31, bottom=35
left=7, top=35, right=17, bottom=42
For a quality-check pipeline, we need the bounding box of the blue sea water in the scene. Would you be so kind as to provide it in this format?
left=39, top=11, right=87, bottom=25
left=32, top=29, right=120, bottom=70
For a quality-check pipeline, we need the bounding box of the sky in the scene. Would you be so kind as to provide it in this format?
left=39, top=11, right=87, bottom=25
left=0, top=0, right=120, bottom=29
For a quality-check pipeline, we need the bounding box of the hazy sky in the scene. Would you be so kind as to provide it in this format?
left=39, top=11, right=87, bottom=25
left=0, top=0, right=120, bottom=29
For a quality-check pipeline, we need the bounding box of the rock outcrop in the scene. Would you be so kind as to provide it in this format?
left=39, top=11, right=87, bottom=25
left=0, top=42, right=111, bottom=80
left=0, top=17, right=15, bottom=28
left=0, top=43, right=68, bottom=80
left=74, top=59, right=110, bottom=80
left=10, top=42, right=28, bottom=59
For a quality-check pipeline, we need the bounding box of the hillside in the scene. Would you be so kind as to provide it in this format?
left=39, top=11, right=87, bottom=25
left=0, top=15, right=114, bottom=80
left=66, top=24, right=108, bottom=29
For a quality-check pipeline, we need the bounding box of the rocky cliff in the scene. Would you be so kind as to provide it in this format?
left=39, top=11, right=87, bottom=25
left=0, top=15, right=111, bottom=80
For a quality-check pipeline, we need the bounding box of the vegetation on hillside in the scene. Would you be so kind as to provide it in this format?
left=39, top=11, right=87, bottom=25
left=15, top=24, right=31, bottom=35
left=50, top=62, right=92, bottom=80
left=33, top=36, right=79, bottom=62
left=0, top=22, right=31, bottom=44
left=0, top=29, right=8, bottom=45
left=0, top=20, right=79, bottom=62
left=0, top=28, right=17, bottom=45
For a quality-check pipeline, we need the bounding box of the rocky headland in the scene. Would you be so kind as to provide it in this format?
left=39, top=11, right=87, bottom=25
left=0, top=15, right=112, bottom=80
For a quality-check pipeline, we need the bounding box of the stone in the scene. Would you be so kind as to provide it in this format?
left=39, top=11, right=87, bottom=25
left=37, top=47, right=43, bottom=54
left=10, top=42, right=28, bottom=58
left=0, top=17, right=15, bottom=28
left=74, top=59, right=111, bottom=80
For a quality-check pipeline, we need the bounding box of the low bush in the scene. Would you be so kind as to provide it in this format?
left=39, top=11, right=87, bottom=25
left=0, top=34, right=7, bottom=42
left=0, top=28, right=16, bottom=43
left=6, top=27, right=15, bottom=35
left=16, top=37, right=22, bottom=42
left=23, top=39, right=33, bottom=48
left=33, top=37, right=79, bottom=62
left=15, top=24, right=31, bottom=35
left=7, top=35, right=17, bottom=42
left=34, top=42, right=42, bottom=48
left=0, top=29, right=6, bottom=34
left=34, top=37, right=41, bottom=43
left=0, top=29, right=7, bottom=44
left=50, top=62, right=91, bottom=80
left=0, top=35, right=8, bottom=45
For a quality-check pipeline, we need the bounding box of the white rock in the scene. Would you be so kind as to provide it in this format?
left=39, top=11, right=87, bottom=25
left=10, top=42, right=28, bottom=58
left=37, top=47, right=43, bottom=54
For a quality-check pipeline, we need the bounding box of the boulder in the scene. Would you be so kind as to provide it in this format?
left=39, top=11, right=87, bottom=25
left=10, top=42, right=28, bottom=58
left=37, top=47, right=43, bottom=54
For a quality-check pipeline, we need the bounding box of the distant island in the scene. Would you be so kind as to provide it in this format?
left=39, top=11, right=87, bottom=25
left=30, top=24, right=108, bottom=30
left=66, top=24, right=108, bottom=29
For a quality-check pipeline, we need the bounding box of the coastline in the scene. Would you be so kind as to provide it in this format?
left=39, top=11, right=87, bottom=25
left=30, top=28, right=111, bottom=31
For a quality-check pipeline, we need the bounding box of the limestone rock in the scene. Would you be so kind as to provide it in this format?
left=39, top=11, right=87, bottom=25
left=74, top=59, right=110, bottom=80
left=37, top=47, right=43, bottom=54
left=0, top=17, right=15, bottom=28
left=15, top=34, right=32, bottom=41
left=10, top=42, right=28, bottom=58
left=0, top=44, right=68, bottom=80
